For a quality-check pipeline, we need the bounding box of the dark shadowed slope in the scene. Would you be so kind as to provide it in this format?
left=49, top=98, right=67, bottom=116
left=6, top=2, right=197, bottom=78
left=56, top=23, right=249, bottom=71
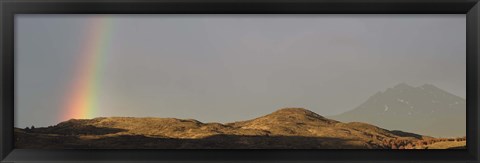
left=329, top=83, right=466, bottom=137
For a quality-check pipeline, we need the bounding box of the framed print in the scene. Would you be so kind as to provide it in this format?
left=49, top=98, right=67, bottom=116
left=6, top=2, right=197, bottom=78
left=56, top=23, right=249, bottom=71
left=1, top=0, right=479, bottom=162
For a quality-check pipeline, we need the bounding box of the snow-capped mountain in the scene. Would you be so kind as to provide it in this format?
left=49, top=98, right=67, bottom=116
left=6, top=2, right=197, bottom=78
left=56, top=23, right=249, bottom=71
left=329, top=83, right=466, bottom=137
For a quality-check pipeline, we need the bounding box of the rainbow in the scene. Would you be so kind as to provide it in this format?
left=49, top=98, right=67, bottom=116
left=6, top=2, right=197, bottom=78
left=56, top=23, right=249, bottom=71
left=61, top=17, right=112, bottom=121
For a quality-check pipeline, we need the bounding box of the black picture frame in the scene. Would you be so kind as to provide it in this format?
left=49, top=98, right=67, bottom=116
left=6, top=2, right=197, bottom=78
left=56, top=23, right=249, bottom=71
left=1, top=0, right=479, bottom=162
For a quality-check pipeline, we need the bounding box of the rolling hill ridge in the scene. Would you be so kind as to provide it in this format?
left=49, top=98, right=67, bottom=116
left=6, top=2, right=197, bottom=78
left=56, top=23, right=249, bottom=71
left=15, top=108, right=464, bottom=149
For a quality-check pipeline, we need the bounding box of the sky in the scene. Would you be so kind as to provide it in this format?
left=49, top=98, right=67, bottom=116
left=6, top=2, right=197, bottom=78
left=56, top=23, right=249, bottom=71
left=14, top=15, right=466, bottom=128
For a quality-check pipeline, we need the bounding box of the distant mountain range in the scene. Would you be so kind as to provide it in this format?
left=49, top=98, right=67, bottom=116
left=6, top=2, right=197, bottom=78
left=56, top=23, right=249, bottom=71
left=329, top=83, right=466, bottom=137
left=15, top=108, right=465, bottom=149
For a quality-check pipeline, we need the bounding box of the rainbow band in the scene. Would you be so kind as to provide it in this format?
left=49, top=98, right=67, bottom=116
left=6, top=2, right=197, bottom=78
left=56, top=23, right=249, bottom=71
left=62, top=17, right=112, bottom=121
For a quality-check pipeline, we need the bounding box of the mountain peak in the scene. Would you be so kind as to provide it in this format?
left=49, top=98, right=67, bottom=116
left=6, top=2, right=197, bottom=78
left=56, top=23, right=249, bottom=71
left=260, top=108, right=332, bottom=124
left=270, top=108, right=324, bottom=118
left=331, top=83, right=466, bottom=137
left=393, top=83, right=415, bottom=89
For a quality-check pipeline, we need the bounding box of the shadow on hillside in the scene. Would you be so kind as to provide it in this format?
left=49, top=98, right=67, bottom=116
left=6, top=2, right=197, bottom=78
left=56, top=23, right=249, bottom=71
left=15, top=129, right=376, bottom=149
left=25, top=125, right=128, bottom=136
left=390, top=130, right=424, bottom=139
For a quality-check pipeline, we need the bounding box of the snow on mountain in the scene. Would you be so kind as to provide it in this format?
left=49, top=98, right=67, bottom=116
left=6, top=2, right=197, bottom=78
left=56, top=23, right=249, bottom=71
left=329, top=83, right=466, bottom=137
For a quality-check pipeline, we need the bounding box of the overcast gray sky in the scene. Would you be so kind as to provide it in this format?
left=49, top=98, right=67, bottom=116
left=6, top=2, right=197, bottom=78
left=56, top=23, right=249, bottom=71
left=15, top=15, right=465, bottom=128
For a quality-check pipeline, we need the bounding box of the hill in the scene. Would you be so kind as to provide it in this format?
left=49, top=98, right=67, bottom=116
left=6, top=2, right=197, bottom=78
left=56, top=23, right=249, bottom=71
left=329, top=83, right=466, bottom=137
left=15, top=108, right=464, bottom=149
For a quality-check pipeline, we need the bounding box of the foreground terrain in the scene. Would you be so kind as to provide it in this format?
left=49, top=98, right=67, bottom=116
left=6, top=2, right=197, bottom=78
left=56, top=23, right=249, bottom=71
left=15, top=108, right=465, bottom=149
